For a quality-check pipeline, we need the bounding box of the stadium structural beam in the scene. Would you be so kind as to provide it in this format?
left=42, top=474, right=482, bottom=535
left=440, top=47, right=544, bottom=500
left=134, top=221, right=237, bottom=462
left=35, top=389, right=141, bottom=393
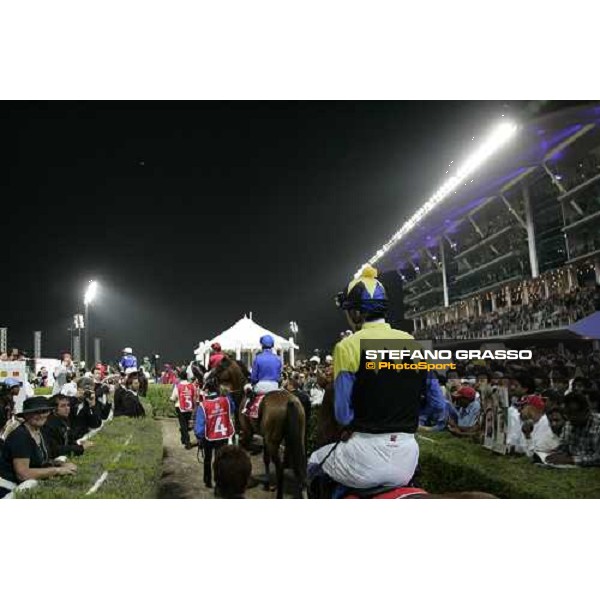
left=499, top=195, right=527, bottom=230
left=542, top=162, right=567, bottom=194
left=439, top=238, right=449, bottom=308
left=468, top=216, right=484, bottom=238
left=454, top=225, right=517, bottom=260
left=523, top=184, right=539, bottom=278
left=542, top=123, right=596, bottom=163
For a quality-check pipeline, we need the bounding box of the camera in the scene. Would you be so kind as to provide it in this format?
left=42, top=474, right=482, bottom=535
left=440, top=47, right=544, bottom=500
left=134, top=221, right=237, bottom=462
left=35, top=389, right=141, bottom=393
left=83, top=390, right=93, bottom=401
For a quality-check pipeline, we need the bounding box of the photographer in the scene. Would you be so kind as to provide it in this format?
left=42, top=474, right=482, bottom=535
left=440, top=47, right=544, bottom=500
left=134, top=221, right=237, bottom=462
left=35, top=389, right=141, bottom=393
left=69, top=377, right=103, bottom=440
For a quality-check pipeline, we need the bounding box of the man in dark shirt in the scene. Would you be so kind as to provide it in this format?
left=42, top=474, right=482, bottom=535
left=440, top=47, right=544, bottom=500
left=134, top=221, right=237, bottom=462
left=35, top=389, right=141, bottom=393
left=92, top=367, right=112, bottom=420
left=69, top=377, right=103, bottom=440
left=43, top=395, right=91, bottom=459
left=546, top=393, right=600, bottom=466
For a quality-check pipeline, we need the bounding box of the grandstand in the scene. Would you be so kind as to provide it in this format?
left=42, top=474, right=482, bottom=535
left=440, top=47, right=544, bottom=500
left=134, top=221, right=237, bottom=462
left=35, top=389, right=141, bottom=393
left=360, top=102, right=600, bottom=340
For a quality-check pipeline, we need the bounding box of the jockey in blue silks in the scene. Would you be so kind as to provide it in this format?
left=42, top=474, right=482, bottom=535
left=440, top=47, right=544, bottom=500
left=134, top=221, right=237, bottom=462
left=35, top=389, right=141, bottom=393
left=249, top=335, right=282, bottom=395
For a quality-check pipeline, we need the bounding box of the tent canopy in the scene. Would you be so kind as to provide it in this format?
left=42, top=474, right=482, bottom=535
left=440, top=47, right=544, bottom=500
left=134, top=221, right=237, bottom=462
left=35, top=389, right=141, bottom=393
left=194, top=316, right=298, bottom=356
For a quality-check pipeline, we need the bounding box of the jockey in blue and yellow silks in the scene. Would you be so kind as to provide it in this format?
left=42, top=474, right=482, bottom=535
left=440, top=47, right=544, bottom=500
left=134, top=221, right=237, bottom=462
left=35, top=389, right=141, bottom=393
left=308, top=265, right=446, bottom=491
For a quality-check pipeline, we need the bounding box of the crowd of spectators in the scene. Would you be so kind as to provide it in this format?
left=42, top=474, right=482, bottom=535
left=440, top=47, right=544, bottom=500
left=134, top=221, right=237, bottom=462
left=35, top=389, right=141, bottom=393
left=0, top=350, right=147, bottom=498
left=415, top=283, right=600, bottom=339
left=419, top=343, right=600, bottom=466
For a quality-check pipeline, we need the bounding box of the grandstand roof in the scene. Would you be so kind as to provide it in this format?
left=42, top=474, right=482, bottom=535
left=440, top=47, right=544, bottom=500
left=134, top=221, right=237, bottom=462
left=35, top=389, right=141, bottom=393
left=372, top=103, right=600, bottom=275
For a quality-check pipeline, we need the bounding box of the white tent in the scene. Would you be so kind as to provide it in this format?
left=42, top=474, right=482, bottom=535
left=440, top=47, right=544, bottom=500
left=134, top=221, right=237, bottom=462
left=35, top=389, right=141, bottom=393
left=194, top=315, right=299, bottom=367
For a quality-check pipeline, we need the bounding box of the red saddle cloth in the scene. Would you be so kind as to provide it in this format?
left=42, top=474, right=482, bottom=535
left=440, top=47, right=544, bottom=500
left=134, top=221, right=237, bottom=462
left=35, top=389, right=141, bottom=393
left=344, top=486, right=427, bottom=500
left=243, top=394, right=265, bottom=419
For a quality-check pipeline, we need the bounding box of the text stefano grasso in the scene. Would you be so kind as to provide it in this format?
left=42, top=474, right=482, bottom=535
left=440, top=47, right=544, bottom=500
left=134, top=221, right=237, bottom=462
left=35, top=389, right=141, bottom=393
left=364, top=349, right=533, bottom=361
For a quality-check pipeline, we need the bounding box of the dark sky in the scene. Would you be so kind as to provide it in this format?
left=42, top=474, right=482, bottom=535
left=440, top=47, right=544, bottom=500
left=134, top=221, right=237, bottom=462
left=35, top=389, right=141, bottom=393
left=1, top=101, right=514, bottom=363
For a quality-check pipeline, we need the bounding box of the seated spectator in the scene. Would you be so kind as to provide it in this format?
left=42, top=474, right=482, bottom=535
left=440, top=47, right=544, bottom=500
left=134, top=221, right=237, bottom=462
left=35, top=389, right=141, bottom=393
left=1, top=378, right=22, bottom=436
left=519, top=395, right=560, bottom=457
left=69, top=377, right=103, bottom=440
left=0, top=396, right=77, bottom=498
left=547, top=406, right=566, bottom=438
left=447, top=386, right=481, bottom=436
left=113, top=374, right=127, bottom=416
left=546, top=393, right=600, bottom=467
left=42, top=394, right=93, bottom=459
left=114, top=369, right=146, bottom=418
left=214, top=445, right=252, bottom=499
left=419, top=373, right=450, bottom=432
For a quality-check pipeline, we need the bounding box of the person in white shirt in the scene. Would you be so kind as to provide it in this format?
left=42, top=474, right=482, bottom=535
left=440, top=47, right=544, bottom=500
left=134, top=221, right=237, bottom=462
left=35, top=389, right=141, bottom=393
left=520, top=396, right=560, bottom=457
left=53, top=352, right=77, bottom=394
left=60, top=373, right=78, bottom=398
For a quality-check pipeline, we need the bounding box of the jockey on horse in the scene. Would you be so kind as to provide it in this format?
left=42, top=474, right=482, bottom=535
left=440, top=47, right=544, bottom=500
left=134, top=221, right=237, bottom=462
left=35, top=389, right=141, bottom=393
left=243, top=335, right=282, bottom=410
left=308, top=265, right=447, bottom=497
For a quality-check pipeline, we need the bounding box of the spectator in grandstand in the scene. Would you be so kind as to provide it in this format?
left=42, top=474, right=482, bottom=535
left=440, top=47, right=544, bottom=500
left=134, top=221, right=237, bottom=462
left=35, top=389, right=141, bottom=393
left=114, top=369, right=146, bottom=419
left=519, top=395, right=560, bottom=457
left=43, top=394, right=93, bottom=459
left=447, top=386, right=481, bottom=436
left=214, top=445, right=252, bottom=499
left=70, top=376, right=103, bottom=439
left=546, top=393, right=600, bottom=466
left=0, top=396, right=77, bottom=498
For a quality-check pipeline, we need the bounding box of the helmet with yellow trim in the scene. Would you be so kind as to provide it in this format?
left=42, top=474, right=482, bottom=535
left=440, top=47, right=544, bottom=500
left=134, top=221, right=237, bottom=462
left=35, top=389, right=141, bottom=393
left=334, top=265, right=388, bottom=315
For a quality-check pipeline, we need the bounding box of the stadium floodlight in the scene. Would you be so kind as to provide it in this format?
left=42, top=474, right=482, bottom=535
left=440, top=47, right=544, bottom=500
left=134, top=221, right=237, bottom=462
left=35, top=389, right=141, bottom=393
left=353, top=120, right=518, bottom=279
left=84, top=280, right=98, bottom=306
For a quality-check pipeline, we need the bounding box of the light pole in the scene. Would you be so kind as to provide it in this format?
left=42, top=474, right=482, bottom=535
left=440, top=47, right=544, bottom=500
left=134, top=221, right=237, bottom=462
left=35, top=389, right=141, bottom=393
left=289, top=321, right=298, bottom=344
left=83, top=280, right=98, bottom=368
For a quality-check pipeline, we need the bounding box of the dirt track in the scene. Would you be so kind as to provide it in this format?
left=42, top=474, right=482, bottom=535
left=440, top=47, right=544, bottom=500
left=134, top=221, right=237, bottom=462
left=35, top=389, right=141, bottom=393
left=158, top=418, right=282, bottom=499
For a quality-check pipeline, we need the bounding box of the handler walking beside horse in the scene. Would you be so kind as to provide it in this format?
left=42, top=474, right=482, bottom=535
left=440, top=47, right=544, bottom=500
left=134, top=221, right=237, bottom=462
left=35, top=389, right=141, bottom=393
left=194, top=379, right=236, bottom=488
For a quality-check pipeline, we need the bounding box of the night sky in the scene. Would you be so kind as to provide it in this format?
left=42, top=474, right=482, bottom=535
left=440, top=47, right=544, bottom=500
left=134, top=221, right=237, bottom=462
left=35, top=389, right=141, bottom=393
left=1, top=101, right=516, bottom=363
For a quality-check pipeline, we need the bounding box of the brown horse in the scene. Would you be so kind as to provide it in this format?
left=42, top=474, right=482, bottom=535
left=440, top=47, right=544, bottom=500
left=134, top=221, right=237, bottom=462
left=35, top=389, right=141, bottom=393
left=313, top=383, right=495, bottom=499
left=213, top=358, right=307, bottom=499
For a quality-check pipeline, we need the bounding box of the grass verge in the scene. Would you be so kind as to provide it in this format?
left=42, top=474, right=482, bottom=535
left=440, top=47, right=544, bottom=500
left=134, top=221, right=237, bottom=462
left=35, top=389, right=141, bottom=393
left=416, top=432, right=600, bottom=498
left=16, top=405, right=163, bottom=499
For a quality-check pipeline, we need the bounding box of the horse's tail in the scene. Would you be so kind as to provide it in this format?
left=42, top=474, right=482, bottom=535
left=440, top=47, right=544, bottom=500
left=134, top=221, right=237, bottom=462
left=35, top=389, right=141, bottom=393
left=285, top=397, right=307, bottom=488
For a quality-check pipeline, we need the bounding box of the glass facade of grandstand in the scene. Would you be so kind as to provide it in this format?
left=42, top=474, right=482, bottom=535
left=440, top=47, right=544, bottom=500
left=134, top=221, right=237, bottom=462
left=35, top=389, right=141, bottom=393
left=376, top=105, right=600, bottom=340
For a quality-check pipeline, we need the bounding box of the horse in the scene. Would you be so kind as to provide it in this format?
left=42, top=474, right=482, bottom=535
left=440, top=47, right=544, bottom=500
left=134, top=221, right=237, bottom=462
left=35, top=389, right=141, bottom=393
left=213, top=358, right=307, bottom=499
left=312, top=383, right=495, bottom=499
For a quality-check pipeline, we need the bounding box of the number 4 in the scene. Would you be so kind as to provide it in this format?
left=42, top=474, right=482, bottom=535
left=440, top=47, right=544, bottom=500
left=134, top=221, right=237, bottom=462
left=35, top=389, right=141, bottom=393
left=214, top=416, right=227, bottom=435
